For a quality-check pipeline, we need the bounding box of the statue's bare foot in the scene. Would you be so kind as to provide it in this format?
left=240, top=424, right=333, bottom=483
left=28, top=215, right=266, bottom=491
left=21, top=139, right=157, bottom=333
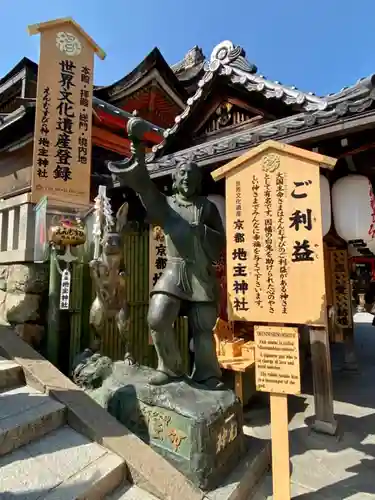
left=199, top=377, right=225, bottom=390
left=149, top=370, right=184, bottom=386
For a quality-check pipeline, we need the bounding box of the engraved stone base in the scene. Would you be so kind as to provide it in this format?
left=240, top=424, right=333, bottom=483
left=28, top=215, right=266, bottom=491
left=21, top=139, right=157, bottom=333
left=89, top=363, right=245, bottom=491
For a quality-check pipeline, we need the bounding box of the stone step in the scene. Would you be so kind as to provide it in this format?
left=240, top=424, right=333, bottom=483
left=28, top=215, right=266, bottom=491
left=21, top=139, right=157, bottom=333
left=0, top=425, right=125, bottom=499
left=43, top=452, right=125, bottom=500
left=0, top=357, right=24, bottom=390
left=108, top=483, right=160, bottom=500
left=0, top=384, right=66, bottom=456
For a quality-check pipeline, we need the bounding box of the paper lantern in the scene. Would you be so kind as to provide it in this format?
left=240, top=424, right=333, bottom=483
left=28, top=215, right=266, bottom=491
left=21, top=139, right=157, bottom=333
left=332, top=174, right=375, bottom=243
left=207, top=194, right=226, bottom=232
left=320, top=175, right=331, bottom=237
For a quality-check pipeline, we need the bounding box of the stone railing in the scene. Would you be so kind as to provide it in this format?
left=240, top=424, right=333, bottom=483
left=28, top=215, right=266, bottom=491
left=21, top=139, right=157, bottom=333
left=0, top=193, right=35, bottom=264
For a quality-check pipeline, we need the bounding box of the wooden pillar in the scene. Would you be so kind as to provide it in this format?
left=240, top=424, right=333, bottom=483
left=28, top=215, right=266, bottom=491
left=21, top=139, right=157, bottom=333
left=343, top=327, right=358, bottom=371
left=331, top=249, right=358, bottom=371
left=309, top=326, right=338, bottom=435
left=308, top=243, right=338, bottom=435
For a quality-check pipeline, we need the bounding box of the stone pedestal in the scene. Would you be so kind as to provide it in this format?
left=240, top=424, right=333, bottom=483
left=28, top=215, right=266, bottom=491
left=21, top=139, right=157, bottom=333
left=0, top=263, right=48, bottom=349
left=90, top=363, right=245, bottom=491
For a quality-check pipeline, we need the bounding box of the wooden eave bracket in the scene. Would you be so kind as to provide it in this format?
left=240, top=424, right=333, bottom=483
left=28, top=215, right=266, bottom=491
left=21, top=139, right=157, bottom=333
left=27, top=17, right=106, bottom=60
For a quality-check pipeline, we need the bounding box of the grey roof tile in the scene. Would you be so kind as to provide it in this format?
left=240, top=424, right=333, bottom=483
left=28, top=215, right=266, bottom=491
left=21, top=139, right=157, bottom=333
left=145, top=43, right=375, bottom=174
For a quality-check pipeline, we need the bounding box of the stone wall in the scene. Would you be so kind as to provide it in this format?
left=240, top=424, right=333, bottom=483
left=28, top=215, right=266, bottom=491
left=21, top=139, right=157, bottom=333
left=0, top=263, right=49, bottom=348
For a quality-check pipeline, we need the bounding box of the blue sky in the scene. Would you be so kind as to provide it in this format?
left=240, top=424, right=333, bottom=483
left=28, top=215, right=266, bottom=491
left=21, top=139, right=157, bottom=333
left=1, top=0, right=374, bottom=96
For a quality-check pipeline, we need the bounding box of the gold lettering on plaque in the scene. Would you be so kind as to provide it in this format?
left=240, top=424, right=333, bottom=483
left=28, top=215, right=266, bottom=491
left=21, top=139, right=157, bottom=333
left=141, top=405, right=171, bottom=441
left=216, top=417, right=238, bottom=454
left=168, top=429, right=187, bottom=452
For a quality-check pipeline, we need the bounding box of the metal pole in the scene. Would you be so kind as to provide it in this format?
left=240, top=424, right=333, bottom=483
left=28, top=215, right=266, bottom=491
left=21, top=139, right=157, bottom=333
left=92, top=96, right=165, bottom=135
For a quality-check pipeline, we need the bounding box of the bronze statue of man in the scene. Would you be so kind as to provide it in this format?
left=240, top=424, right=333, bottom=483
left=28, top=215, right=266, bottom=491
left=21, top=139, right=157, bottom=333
left=108, top=119, right=225, bottom=389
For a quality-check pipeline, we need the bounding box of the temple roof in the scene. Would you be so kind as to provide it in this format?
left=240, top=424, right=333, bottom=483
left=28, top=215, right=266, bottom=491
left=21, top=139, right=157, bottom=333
left=171, top=46, right=205, bottom=92
left=95, top=47, right=188, bottom=109
left=149, top=40, right=329, bottom=162
left=0, top=57, right=37, bottom=88
left=0, top=57, right=37, bottom=131
left=2, top=40, right=375, bottom=173
left=146, top=68, right=375, bottom=177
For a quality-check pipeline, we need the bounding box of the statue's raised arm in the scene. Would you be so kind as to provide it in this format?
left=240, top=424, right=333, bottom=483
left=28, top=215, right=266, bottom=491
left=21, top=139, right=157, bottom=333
left=107, top=117, right=168, bottom=226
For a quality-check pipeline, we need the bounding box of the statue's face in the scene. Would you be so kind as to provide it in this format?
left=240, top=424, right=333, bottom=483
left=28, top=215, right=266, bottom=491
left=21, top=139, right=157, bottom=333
left=174, top=162, right=200, bottom=198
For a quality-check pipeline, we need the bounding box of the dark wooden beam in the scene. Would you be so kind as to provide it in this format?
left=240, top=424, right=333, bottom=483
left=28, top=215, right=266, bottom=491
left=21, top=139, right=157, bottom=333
left=153, top=109, right=375, bottom=175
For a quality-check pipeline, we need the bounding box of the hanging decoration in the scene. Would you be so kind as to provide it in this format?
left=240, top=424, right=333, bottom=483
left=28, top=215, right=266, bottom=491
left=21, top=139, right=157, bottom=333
left=48, top=217, right=86, bottom=247
left=92, top=185, right=114, bottom=259
left=332, top=174, right=375, bottom=244
left=48, top=214, right=85, bottom=313
left=59, top=269, right=71, bottom=310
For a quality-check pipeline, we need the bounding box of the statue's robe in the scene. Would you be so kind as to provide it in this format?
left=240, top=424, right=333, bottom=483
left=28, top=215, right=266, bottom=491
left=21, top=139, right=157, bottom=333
left=112, top=159, right=225, bottom=304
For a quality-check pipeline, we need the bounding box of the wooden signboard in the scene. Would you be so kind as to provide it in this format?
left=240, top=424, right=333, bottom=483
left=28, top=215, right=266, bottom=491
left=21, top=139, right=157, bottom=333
left=28, top=17, right=105, bottom=205
left=149, top=225, right=167, bottom=344
left=330, top=249, right=353, bottom=329
left=212, top=141, right=336, bottom=327
left=149, top=225, right=167, bottom=293
left=254, top=325, right=300, bottom=395
left=212, top=141, right=337, bottom=500
left=255, top=325, right=300, bottom=499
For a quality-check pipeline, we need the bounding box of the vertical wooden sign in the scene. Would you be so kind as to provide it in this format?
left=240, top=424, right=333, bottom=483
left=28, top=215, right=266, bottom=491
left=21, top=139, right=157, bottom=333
left=255, top=325, right=300, bottom=499
left=28, top=17, right=105, bottom=205
left=330, top=249, right=353, bottom=329
left=212, top=141, right=336, bottom=326
left=149, top=225, right=167, bottom=293
left=212, top=141, right=337, bottom=500
left=149, top=225, right=167, bottom=344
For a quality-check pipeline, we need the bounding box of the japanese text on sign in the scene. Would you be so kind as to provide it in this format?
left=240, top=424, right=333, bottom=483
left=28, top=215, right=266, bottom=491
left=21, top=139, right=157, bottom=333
left=148, top=225, right=167, bottom=344
left=331, top=250, right=353, bottom=328
left=149, top=226, right=167, bottom=291
left=216, top=414, right=238, bottom=454
left=31, top=23, right=94, bottom=205
left=54, top=59, right=76, bottom=182
left=232, top=181, right=250, bottom=314
left=225, top=146, right=326, bottom=325
left=77, top=65, right=92, bottom=166
left=290, top=180, right=315, bottom=263
left=252, top=175, right=262, bottom=307
left=148, top=226, right=167, bottom=344
left=36, top=87, right=51, bottom=179
left=59, top=268, right=71, bottom=310
left=276, top=172, right=288, bottom=314
left=254, top=325, right=301, bottom=395
left=137, top=402, right=189, bottom=457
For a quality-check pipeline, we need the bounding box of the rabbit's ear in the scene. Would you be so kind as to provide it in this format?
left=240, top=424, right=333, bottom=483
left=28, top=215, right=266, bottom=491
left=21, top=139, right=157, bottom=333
left=115, top=202, right=129, bottom=233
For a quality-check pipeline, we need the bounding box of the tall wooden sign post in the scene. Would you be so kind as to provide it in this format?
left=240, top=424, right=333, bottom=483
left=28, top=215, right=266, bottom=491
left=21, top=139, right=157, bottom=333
left=212, top=140, right=337, bottom=499
left=28, top=17, right=105, bottom=365
left=28, top=17, right=106, bottom=206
